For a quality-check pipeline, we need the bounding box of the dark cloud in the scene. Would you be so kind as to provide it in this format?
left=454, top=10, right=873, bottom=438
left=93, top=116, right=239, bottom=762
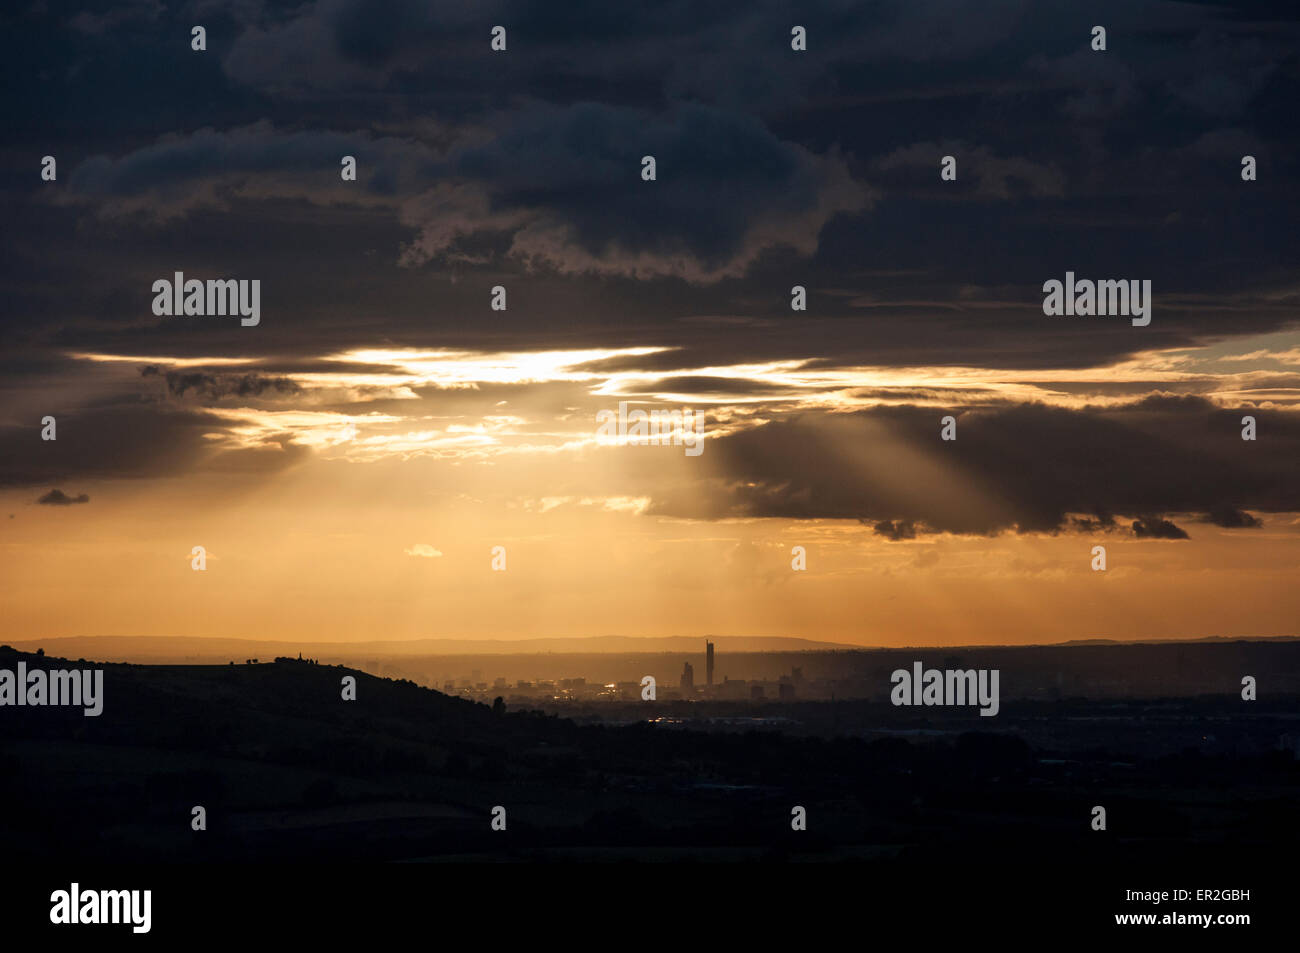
left=37, top=489, right=89, bottom=505
left=637, top=375, right=806, bottom=398
left=1131, top=516, right=1190, bottom=540
left=1068, top=514, right=1117, bottom=534
left=1202, top=504, right=1263, bottom=528
left=213, top=0, right=1025, bottom=107
left=4, top=0, right=1297, bottom=377
left=140, top=366, right=302, bottom=400
left=647, top=396, right=1300, bottom=535
left=63, top=121, right=432, bottom=221
left=872, top=142, right=1066, bottom=200
left=868, top=519, right=918, bottom=541
left=3, top=0, right=1299, bottom=526
left=68, top=0, right=162, bottom=36
left=0, top=402, right=308, bottom=487
left=398, top=102, right=866, bottom=281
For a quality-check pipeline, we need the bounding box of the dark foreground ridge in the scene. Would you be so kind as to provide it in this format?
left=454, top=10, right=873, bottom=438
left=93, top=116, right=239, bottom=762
left=2, top=643, right=1297, bottom=865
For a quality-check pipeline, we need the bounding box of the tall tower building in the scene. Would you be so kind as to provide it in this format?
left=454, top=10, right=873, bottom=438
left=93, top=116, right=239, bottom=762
left=706, top=640, right=714, bottom=688
left=680, top=661, right=694, bottom=691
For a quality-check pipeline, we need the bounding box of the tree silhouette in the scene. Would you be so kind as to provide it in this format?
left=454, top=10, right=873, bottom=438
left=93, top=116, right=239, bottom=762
left=492, top=696, right=506, bottom=717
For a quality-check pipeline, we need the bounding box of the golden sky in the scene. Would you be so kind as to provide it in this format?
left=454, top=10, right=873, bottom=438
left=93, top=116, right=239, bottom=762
left=3, top=331, right=1297, bottom=647
left=6, top=1, right=1299, bottom=649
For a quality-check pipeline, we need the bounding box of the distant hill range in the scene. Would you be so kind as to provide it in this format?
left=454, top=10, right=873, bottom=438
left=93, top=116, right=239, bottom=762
left=4, top=633, right=1296, bottom=664
left=1057, top=636, right=1299, bottom=645
left=4, top=634, right=855, bottom=661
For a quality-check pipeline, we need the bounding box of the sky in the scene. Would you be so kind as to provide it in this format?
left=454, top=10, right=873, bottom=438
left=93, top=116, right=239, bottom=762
left=1, top=0, right=1298, bottom=646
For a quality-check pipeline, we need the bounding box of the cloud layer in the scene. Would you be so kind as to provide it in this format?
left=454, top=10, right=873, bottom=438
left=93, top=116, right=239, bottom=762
left=649, top=396, right=1296, bottom=536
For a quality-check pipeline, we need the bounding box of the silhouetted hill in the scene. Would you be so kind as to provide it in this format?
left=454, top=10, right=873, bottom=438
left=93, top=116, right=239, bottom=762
left=2, top=645, right=1297, bottom=865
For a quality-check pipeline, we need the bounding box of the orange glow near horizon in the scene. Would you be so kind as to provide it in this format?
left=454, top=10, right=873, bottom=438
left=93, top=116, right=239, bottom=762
left=2, top=334, right=1297, bottom=649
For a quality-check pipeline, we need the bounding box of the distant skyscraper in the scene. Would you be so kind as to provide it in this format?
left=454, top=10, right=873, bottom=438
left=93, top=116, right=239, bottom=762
left=706, top=640, right=714, bottom=688
left=680, top=661, right=694, bottom=691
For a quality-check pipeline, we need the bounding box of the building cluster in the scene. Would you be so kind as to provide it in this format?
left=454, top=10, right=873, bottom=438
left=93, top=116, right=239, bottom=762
left=428, top=641, right=844, bottom=704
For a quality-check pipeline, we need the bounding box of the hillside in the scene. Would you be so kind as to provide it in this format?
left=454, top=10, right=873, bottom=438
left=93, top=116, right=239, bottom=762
left=2, top=645, right=1297, bottom=865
